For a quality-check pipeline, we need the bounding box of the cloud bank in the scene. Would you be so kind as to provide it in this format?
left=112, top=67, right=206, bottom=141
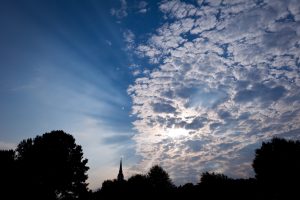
left=111, top=0, right=128, bottom=19
left=128, top=0, right=300, bottom=184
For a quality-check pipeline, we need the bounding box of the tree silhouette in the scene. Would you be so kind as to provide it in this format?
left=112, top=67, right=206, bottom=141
left=102, top=179, right=127, bottom=193
left=176, top=183, right=197, bottom=198
left=198, top=172, right=230, bottom=198
left=0, top=150, right=16, bottom=198
left=252, top=137, right=300, bottom=199
left=101, top=179, right=116, bottom=194
left=9, top=133, right=297, bottom=199
left=16, top=130, right=89, bottom=200
left=200, top=172, right=229, bottom=185
left=147, top=165, right=174, bottom=193
left=198, top=172, right=259, bottom=200
left=127, top=174, right=151, bottom=194
left=0, top=149, right=15, bottom=177
left=97, top=165, right=175, bottom=198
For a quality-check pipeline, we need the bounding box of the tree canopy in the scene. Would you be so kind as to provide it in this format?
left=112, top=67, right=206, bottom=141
left=0, top=149, right=16, bottom=197
left=147, top=165, right=175, bottom=192
left=2, top=132, right=300, bottom=200
left=16, top=130, right=89, bottom=200
left=252, top=137, right=300, bottom=198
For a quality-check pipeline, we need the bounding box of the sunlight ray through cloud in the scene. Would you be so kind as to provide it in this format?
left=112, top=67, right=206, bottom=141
left=128, top=0, right=300, bottom=185
left=1, top=0, right=300, bottom=190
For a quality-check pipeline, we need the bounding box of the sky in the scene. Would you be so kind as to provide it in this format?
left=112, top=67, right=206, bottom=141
left=0, top=0, right=300, bottom=190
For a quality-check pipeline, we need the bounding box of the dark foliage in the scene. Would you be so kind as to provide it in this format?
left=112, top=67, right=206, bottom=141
left=93, top=165, right=175, bottom=199
left=176, top=183, right=197, bottom=198
left=0, top=150, right=16, bottom=198
left=253, top=137, right=300, bottom=199
left=127, top=174, right=151, bottom=193
left=9, top=130, right=89, bottom=200
left=147, top=165, right=175, bottom=192
left=92, top=137, right=300, bottom=200
left=200, top=172, right=230, bottom=185
left=198, top=172, right=259, bottom=200
left=2, top=134, right=300, bottom=200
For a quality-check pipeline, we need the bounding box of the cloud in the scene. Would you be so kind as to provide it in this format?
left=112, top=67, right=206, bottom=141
left=184, top=139, right=206, bottom=152
left=152, top=103, right=176, bottom=113
left=185, top=117, right=207, bottom=130
left=102, top=134, right=133, bottom=145
left=234, top=84, right=287, bottom=104
left=128, top=0, right=300, bottom=185
left=123, top=29, right=135, bottom=51
left=111, top=0, right=128, bottom=19
left=123, top=29, right=135, bottom=44
left=138, top=1, right=148, bottom=14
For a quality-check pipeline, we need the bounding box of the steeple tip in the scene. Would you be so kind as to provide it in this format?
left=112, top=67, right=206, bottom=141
left=117, top=157, right=124, bottom=181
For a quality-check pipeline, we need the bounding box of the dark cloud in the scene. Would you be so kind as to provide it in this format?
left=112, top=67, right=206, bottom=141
left=285, top=92, right=300, bottom=104
left=210, top=122, right=223, bottom=131
left=188, top=88, right=228, bottom=108
left=218, top=142, right=240, bottom=151
left=238, top=112, right=251, bottom=120
left=167, top=116, right=188, bottom=128
left=277, top=128, right=300, bottom=140
left=176, top=87, right=198, bottom=99
left=234, top=83, right=286, bottom=103
left=184, top=140, right=206, bottom=152
left=218, top=110, right=231, bottom=120
left=152, top=103, right=176, bottom=113
left=246, top=68, right=263, bottom=81
left=263, top=28, right=297, bottom=50
left=161, top=90, right=174, bottom=98
left=236, top=80, right=250, bottom=90
left=185, top=117, right=207, bottom=130
left=175, top=86, right=229, bottom=109
left=279, top=109, right=300, bottom=123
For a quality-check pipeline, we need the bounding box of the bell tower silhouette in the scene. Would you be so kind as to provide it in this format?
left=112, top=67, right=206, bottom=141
left=117, top=158, right=124, bottom=181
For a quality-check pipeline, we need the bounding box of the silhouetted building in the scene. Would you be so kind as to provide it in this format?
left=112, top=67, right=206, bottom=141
left=117, top=158, right=124, bottom=181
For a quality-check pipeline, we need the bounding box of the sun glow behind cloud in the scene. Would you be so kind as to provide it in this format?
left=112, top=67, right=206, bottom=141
left=127, top=0, right=300, bottom=185
left=1, top=0, right=300, bottom=189
left=166, top=126, right=189, bottom=138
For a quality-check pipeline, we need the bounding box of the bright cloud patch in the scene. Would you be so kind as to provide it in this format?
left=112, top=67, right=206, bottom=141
left=128, top=0, right=300, bottom=184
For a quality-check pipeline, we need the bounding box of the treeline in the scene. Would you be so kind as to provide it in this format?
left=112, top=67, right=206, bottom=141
left=1, top=130, right=300, bottom=200
left=93, top=135, right=300, bottom=200
left=0, top=131, right=89, bottom=200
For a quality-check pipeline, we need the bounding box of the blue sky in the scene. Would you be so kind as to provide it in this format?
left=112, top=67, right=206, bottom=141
left=1, top=0, right=300, bottom=190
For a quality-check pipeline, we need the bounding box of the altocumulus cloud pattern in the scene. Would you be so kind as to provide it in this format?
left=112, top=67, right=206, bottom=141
left=127, top=0, right=300, bottom=184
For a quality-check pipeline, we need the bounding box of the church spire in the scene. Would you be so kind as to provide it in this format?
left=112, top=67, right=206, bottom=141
left=117, top=158, right=124, bottom=181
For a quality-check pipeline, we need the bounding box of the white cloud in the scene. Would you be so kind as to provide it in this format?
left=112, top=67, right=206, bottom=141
left=138, top=1, right=148, bottom=14
left=128, top=0, right=300, bottom=185
left=111, top=0, right=128, bottom=19
left=123, top=29, right=135, bottom=44
left=123, top=29, right=135, bottom=50
left=159, top=0, right=200, bottom=19
left=132, top=69, right=141, bottom=76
